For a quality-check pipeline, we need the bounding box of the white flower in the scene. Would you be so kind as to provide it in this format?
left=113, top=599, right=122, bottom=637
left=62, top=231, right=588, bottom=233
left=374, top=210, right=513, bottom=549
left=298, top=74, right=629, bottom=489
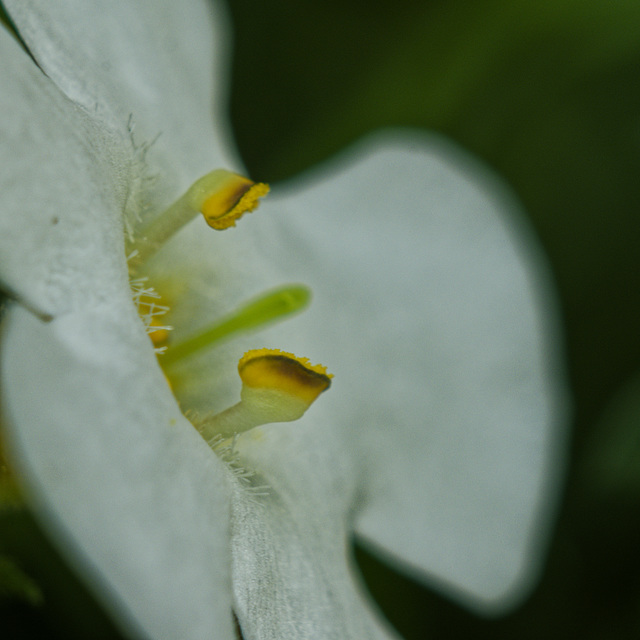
left=0, top=1, right=569, bottom=639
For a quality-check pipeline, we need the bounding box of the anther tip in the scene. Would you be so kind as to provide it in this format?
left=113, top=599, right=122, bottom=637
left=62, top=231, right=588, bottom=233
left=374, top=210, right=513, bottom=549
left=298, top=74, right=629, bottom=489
left=201, top=174, right=269, bottom=230
left=239, top=348, right=332, bottom=407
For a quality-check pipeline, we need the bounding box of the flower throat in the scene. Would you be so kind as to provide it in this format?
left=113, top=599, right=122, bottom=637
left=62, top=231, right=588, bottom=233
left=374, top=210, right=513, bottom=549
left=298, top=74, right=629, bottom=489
left=127, top=168, right=332, bottom=447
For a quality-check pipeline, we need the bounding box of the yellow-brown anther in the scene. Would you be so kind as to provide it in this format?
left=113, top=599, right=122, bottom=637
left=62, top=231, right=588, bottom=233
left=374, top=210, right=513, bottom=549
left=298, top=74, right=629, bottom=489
left=238, top=348, right=332, bottom=405
left=199, top=348, right=333, bottom=442
left=200, top=174, right=269, bottom=230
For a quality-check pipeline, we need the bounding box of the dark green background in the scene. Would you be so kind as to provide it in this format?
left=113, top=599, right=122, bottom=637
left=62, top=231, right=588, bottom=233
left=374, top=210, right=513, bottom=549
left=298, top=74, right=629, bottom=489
left=2, top=1, right=640, bottom=638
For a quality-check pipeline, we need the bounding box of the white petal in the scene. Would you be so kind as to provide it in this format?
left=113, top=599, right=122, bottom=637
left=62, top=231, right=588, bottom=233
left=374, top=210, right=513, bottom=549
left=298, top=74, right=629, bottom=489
left=2, top=5, right=237, bottom=635
left=249, top=131, right=570, bottom=613
left=1, top=303, right=235, bottom=640
left=231, top=424, right=400, bottom=640
left=3, top=0, right=238, bottom=182
left=0, top=24, right=130, bottom=318
left=1, top=24, right=235, bottom=628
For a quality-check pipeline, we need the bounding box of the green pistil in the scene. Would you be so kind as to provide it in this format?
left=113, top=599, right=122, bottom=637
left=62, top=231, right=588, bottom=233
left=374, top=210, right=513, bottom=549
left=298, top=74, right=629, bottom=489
left=162, top=284, right=311, bottom=367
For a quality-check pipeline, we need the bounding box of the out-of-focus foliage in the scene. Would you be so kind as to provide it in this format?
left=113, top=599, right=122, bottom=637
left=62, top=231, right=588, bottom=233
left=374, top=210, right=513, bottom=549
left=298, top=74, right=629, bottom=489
left=0, top=507, right=124, bottom=639
left=227, top=1, right=640, bottom=638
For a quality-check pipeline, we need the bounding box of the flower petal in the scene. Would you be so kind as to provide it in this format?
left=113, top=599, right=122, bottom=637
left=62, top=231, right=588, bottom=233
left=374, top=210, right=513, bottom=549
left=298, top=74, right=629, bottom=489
left=0, top=23, right=130, bottom=318
left=1, top=23, right=235, bottom=631
left=250, top=130, right=570, bottom=613
left=2, top=302, right=235, bottom=640
left=231, top=423, right=400, bottom=640
left=3, top=0, right=238, bottom=183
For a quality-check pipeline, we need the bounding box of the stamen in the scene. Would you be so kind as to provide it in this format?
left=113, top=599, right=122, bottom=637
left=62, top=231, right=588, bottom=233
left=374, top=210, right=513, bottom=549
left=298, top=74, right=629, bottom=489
left=238, top=348, right=332, bottom=404
left=131, top=169, right=269, bottom=264
left=162, top=285, right=310, bottom=367
left=199, top=349, right=332, bottom=441
left=200, top=176, right=269, bottom=230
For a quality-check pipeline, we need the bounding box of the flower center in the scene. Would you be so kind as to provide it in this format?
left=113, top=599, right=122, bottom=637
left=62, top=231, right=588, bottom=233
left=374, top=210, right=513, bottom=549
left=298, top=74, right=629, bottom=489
left=128, top=169, right=332, bottom=444
left=161, top=285, right=311, bottom=366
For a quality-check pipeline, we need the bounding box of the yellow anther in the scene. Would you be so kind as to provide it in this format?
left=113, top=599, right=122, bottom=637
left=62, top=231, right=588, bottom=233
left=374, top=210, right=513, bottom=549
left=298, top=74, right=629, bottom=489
left=200, top=176, right=270, bottom=230
left=238, top=348, right=332, bottom=405
left=131, top=169, right=269, bottom=264
left=199, top=349, right=332, bottom=442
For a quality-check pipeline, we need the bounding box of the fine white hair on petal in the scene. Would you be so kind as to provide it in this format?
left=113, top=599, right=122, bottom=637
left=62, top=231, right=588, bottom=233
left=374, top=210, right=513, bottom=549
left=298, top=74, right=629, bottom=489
left=248, top=129, right=570, bottom=614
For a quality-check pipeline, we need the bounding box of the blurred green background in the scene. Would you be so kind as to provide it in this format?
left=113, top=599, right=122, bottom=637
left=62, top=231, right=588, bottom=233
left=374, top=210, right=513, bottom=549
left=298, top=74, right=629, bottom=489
left=2, top=0, right=640, bottom=637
